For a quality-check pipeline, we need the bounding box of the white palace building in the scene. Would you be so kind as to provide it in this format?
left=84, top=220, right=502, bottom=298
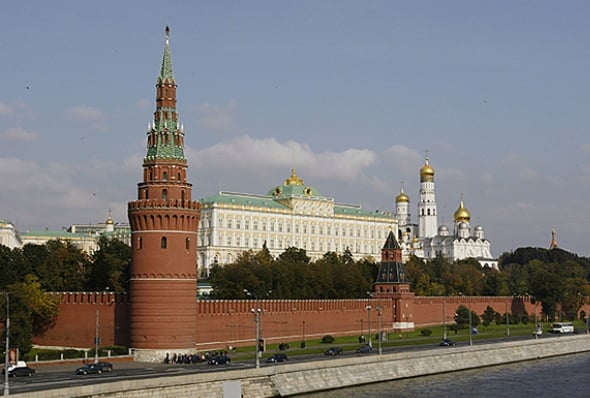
left=197, top=169, right=397, bottom=277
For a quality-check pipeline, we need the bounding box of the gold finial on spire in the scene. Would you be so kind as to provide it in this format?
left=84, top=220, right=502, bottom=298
left=165, top=26, right=170, bottom=44
left=284, top=169, right=304, bottom=186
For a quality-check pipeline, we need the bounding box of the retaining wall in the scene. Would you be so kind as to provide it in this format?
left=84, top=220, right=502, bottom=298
left=13, top=335, right=590, bottom=398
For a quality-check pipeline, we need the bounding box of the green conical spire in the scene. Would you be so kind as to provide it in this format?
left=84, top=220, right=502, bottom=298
left=159, top=26, right=175, bottom=83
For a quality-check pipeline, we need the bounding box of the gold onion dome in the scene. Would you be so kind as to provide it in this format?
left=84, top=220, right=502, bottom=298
left=396, top=189, right=410, bottom=203
left=454, top=200, right=471, bottom=222
left=420, top=158, right=435, bottom=183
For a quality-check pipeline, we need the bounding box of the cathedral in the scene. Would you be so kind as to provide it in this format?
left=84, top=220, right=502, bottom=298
left=395, top=155, right=498, bottom=269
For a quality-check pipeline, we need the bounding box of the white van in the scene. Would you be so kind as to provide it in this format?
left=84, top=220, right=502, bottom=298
left=550, top=322, right=574, bottom=334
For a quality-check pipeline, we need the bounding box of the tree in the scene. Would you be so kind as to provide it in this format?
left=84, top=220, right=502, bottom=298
left=454, top=305, right=480, bottom=329
left=481, top=305, right=497, bottom=327
left=36, top=240, right=90, bottom=291
left=1, top=275, right=60, bottom=355
left=87, top=237, right=131, bottom=292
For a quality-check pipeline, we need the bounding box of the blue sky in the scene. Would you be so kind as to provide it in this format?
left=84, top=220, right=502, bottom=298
left=2, top=1, right=590, bottom=257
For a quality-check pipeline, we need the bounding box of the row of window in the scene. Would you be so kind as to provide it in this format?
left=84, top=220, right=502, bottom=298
left=204, top=235, right=377, bottom=254
left=200, top=217, right=387, bottom=239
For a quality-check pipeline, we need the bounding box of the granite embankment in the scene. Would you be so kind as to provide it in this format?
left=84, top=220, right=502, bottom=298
left=13, top=335, right=590, bottom=398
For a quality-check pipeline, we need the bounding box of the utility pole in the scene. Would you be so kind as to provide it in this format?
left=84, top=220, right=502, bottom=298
left=2, top=292, right=9, bottom=396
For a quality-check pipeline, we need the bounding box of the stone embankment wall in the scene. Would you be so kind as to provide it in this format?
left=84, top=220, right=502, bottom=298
left=14, top=335, right=590, bottom=398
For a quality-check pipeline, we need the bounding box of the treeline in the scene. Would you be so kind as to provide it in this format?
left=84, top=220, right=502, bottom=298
left=211, top=246, right=590, bottom=322
left=209, top=247, right=378, bottom=299
left=0, top=237, right=130, bottom=353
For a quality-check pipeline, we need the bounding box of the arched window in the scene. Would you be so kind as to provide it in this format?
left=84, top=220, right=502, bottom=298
left=161, top=236, right=167, bottom=249
left=177, top=172, right=181, bottom=181
left=162, top=171, right=168, bottom=181
left=186, top=237, right=190, bottom=250
left=137, top=237, right=142, bottom=250
left=162, top=189, right=168, bottom=201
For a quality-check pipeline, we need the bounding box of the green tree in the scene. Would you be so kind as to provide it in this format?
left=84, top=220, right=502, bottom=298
left=36, top=240, right=90, bottom=291
left=481, top=305, right=497, bottom=327
left=87, top=237, right=131, bottom=292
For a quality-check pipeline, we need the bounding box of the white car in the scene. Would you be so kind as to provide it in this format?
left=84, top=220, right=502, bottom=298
left=532, top=327, right=543, bottom=336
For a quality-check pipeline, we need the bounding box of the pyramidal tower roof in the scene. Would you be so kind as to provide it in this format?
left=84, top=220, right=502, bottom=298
left=159, top=26, right=175, bottom=84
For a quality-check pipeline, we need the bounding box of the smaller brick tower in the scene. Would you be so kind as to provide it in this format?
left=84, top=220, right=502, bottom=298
left=128, top=27, right=200, bottom=358
left=373, top=230, right=415, bottom=331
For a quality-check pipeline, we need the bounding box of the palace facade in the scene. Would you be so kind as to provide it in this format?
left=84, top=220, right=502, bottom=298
left=197, top=169, right=396, bottom=277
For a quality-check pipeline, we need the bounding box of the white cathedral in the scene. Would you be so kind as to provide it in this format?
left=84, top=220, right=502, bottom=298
left=395, top=155, right=498, bottom=269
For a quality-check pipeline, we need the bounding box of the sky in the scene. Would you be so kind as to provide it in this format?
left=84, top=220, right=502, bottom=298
left=1, top=1, right=590, bottom=258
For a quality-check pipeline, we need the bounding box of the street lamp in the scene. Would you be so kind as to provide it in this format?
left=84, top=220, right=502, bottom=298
left=468, top=299, right=472, bottom=346
left=250, top=308, right=262, bottom=369
left=366, top=305, right=372, bottom=348
left=1, top=291, right=9, bottom=396
left=376, top=306, right=383, bottom=355
left=442, top=299, right=447, bottom=339
left=506, top=301, right=510, bottom=336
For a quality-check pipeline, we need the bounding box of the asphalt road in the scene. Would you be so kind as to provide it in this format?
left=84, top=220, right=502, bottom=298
left=5, top=333, right=561, bottom=395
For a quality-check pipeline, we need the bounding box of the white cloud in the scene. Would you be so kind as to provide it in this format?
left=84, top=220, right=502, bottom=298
left=2, top=127, right=38, bottom=142
left=191, top=99, right=238, bottom=132
left=64, top=105, right=105, bottom=123
left=188, top=135, right=376, bottom=182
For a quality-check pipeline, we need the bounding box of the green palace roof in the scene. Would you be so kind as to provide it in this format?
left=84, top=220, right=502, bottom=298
left=199, top=170, right=395, bottom=221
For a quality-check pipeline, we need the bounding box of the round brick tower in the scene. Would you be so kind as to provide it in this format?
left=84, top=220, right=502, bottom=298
left=127, top=27, right=200, bottom=355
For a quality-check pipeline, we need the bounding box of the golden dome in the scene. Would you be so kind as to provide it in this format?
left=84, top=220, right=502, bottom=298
left=454, top=200, right=471, bottom=222
left=420, top=157, right=435, bottom=183
left=396, top=189, right=410, bottom=203
left=284, top=169, right=304, bottom=186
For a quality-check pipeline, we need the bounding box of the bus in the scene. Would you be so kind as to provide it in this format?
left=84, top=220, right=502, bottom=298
left=550, top=322, right=574, bottom=334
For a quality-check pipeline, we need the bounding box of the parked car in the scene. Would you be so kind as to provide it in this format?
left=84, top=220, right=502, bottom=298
left=439, top=338, right=456, bottom=347
left=2, top=366, right=36, bottom=377
left=266, top=353, right=288, bottom=363
left=356, top=344, right=372, bottom=354
left=208, top=355, right=231, bottom=365
left=75, top=363, right=105, bottom=375
left=325, top=347, right=343, bottom=355
left=533, top=327, right=543, bottom=336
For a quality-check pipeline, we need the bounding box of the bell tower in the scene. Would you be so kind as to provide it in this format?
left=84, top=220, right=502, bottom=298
left=127, top=27, right=200, bottom=356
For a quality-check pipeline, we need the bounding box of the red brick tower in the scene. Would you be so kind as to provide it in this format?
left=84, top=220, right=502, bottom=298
left=127, top=27, right=200, bottom=355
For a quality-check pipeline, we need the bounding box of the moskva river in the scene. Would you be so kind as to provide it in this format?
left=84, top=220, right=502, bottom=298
left=304, top=351, right=590, bottom=397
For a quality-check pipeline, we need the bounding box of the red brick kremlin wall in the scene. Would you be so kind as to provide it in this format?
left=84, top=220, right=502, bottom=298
left=32, top=293, right=537, bottom=351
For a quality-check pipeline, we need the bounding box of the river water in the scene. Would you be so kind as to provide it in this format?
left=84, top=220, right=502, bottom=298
left=304, top=352, right=590, bottom=397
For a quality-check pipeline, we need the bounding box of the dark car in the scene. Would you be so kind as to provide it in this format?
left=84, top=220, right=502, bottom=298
left=356, top=344, right=372, bottom=354
left=96, top=362, right=113, bottom=372
left=439, top=338, right=456, bottom=347
left=325, top=347, right=343, bottom=355
left=208, top=355, right=231, bottom=365
left=75, top=363, right=105, bottom=375
left=2, top=367, right=36, bottom=377
left=266, top=353, right=288, bottom=363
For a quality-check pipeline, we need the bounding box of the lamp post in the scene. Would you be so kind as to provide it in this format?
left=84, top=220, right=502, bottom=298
left=376, top=306, right=382, bottom=355
left=468, top=298, right=472, bottom=346
left=250, top=308, right=262, bottom=369
left=94, top=305, right=100, bottom=364
left=1, top=292, right=9, bottom=396
left=366, top=305, right=372, bottom=348
left=506, top=301, right=510, bottom=336
left=442, top=299, right=447, bottom=339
